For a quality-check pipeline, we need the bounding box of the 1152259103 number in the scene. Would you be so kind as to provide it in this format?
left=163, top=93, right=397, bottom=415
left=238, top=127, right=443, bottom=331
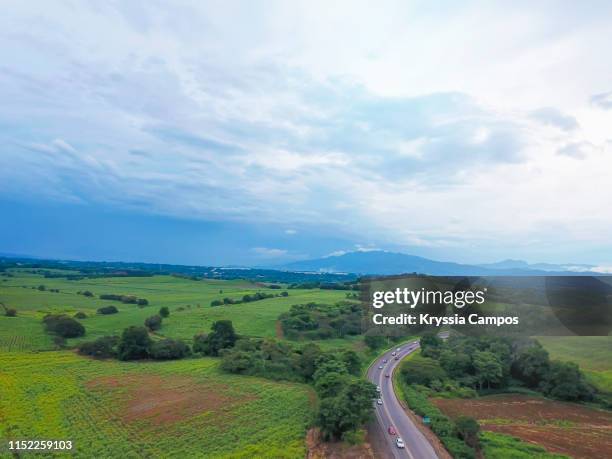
left=8, top=440, right=73, bottom=450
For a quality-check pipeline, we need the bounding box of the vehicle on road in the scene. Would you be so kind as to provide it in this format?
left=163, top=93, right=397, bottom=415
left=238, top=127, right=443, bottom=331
left=378, top=365, right=383, bottom=369
left=394, top=356, right=399, bottom=360
left=391, top=351, right=396, bottom=356
left=376, top=385, right=381, bottom=393
left=388, top=426, right=397, bottom=435
left=385, top=373, right=390, bottom=378
left=376, top=398, right=383, bottom=405
left=383, top=359, right=387, bottom=363
left=396, top=348, right=401, bottom=352
left=396, top=437, right=405, bottom=449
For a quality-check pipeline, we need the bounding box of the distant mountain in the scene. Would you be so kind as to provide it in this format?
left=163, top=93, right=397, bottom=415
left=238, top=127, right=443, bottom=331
left=479, top=259, right=596, bottom=272
left=281, top=251, right=601, bottom=276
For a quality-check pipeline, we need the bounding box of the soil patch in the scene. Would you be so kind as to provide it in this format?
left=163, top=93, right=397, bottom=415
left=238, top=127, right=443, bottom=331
left=87, top=374, right=254, bottom=425
left=433, top=394, right=612, bottom=459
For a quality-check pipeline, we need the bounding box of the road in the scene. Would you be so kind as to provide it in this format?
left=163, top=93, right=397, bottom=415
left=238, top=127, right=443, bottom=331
left=367, top=340, right=439, bottom=459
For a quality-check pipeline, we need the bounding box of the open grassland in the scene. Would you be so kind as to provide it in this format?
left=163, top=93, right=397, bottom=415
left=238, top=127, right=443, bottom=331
left=433, top=394, right=612, bottom=459
left=0, top=351, right=316, bottom=458
left=538, top=336, right=612, bottom=400
left=0, top=271, right=351, bottom=351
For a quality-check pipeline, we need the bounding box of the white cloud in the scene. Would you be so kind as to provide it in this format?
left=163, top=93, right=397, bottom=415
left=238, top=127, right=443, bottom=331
left=250, top=247, right=288, bottom=258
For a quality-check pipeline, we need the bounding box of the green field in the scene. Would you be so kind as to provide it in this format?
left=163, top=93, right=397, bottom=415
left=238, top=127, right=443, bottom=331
left=538, top=336, right=612, bottom=398
left=0, top=351, right=315, bottom=458
left=0, top=271, right=358, bottom=457
left=0, top=271, right=350, bottom=351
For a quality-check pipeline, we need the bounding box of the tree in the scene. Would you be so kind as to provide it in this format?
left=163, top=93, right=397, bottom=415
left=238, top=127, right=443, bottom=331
left=420, top=332, right=443, bottom=358
left=117, top=326, right=151, bottom=360
left=97, top=305, right=118, bottom=315
left=512, top=345, right=550, bottom=388
left=150, top=339, right=190, bottom=360
left=317, top=378, right=377, bottom=440
left=342, top=350, right=362, bottom=376
left=74, top=311, right=87, bottom=319
left=159, top=306, right=170, bottom=318
left=43, top=314, right=85, bottom=338
left=439, top=349, right=471, bottom=378
left=137, top=298, right=148, bottom=306
left=472, top=351, right=502, bottom=390
left=210, top=299, right=223, bottom=307
left=364, top=333, right=386, bottom=350
left=144, top=315, right=162, bottom=331
left=455, top=416, right=480, bottom=447
left=78, top=336, right=119, bottom=358
left=193, top=320, right=237, bottom=356
left=540, top=361, right=594, bottom=401
left=298, top=343, right=322, bottom=381
left=400, top=356, right=446, bottom=387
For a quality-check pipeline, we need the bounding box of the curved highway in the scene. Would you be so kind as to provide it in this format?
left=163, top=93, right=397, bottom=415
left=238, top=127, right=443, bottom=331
left=367, top=340, right=439, bottom=459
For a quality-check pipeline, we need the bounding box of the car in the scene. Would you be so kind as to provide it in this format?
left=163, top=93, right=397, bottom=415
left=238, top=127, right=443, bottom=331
left=388, top=426, right=397, bottom=435
left=394, top=356, right=399, bottom=360
left=376, top=398, right=383, bottom=405
left=376, top=385, right=381, bottom=393
left=385, top=373, right=390, bottom=378
left=378, top=365, right=383, bottom=369
left=383, top=359, right=387, bottom=363
left=391, top=351, right=396, bottom=356
left=396, top=437, right=405, bottom=449
left=396, top=347, right=401, bottom=352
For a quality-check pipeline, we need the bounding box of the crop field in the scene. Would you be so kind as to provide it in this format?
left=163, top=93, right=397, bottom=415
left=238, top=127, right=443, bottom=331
left=538, top=336, right=612, bottom=400
left=0, top=271, right=351, bottom=351
left=0, top=351, right=316, bottom=458
left=433, top=394, right=612, bottom=459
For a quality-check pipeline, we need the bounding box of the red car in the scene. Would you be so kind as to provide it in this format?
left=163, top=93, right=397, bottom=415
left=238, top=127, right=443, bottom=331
left=388, top=426, right=397, bottom=435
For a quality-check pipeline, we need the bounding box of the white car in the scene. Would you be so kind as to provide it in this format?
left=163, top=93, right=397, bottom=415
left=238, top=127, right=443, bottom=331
left=378, top=365, right=384, bottom=369
left=376, top=385, right=381, bottom=393
left=391, top=351, right=396, bottom=356
left=376, top=398, right=383, bottom=405
left=383, top=359, right=388, bottom=363
left=396, top=347, right=401, bottom=352
left=396, top=437, right=405, bottom=449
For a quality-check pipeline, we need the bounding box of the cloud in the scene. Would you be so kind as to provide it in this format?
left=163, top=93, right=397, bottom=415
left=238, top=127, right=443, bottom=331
left=556, top=142, right=593, bottom=159
left=530, top=107, right=578, bottom=131
left=250, top=247, right=288, bottom=258
left=285, top=229, right=297, bottom=235
left=591, top=91, right=612, bottom=110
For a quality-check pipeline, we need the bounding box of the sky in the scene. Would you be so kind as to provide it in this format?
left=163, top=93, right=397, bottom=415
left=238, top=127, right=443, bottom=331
left=1, top=0, right=612, bottom=267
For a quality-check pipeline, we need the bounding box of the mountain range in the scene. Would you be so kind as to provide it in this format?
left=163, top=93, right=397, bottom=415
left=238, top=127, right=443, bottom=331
left=280, top=250, right=601, bottom=276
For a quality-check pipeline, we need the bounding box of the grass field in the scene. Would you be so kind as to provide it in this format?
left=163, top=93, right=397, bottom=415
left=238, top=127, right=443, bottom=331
left=0, top=271, right=351, bottom=351
left=538, top=336, right=612, bottom=400
left=0, top=351, right=316, bottom=458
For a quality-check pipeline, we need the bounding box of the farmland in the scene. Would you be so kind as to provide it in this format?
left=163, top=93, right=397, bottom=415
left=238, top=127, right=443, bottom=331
left=0, top=270, right=352, bottom=352
left=0, top=351, right=315, bottom=458
left=433, top=394, right=612, bottom=459
left=0, top=270, right=357, bottom=458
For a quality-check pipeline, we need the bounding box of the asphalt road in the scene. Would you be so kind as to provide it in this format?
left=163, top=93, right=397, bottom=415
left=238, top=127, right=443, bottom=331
left=367, top=340, right=439, bottom=459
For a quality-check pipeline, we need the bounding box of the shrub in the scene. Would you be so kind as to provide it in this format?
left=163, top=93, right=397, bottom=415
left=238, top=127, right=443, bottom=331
left=193, top=320, right=237, bottom=356
left=150, top=339, right=190, bottom=360
left=210, top=299, right=223, bottom=307
left=144, top=314, right=162, bottom=331
left=78, top=336, right=119, bottom=358
left=137, top=298, right=148, bottom=306
left=159, top=306, right=170, bottom=318
left=117, top=326, right=151, bottom=360
left=97, top=305, right=118, bottom=315
left=74, top=311, right=87, bottom=319
left=43, top=314, right=85, bottom=338
left=5, top=308, right=17, bottom=317
left=81, top=290, right=94, bottom=297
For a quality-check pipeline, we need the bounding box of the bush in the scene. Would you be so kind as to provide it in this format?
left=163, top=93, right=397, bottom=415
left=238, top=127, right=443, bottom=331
left=137, top=298, right=148, bottom=306
left=159, top=306, right=170, bottom=318
left=78, top=336, right=119, bottom=358
left=150, top=339, right=190, bottom=360
left=5, top=308, right=17, bottom=317
left=81, top=290, right=94, bottom=297
left=43, top=314, right=85, bottom=338
left=144, top=314, right=162, bottom=331
left=210, top=300, right=223, bottom=307
left=97, top=305, right=118, bottom=315
left=117, top=326, right=151, bottom=360
left=74, top=311, right=87, bottom=319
